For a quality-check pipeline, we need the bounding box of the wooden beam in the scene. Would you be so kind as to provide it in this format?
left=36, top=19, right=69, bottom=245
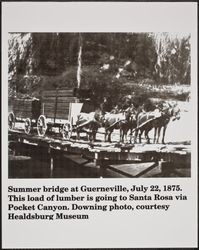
left=107, top=162, right=159, bottom=177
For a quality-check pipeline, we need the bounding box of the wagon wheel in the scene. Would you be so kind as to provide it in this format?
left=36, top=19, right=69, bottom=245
left=24, top=118, right=32, bottom=134
left=8, top=112, right=15, bottom=130
left=62, top=122, right=72, bottom=140
left=37, top=115, right=47, bottom=136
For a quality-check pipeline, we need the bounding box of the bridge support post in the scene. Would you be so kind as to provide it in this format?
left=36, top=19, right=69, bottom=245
left=48, top=147, right=54, bottom=178
left=98, top=160, right=107, bottom=178
left=99, top=164, right=106, bottom=178
left=160, top=160, right=173, bottom=176
left=50, top=156, right=54, bottom=178
left=93, top=153, right=106, bottom=178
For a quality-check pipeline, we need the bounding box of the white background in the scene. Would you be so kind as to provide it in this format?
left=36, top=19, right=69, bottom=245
left=2, top=2, right=198, bottom=248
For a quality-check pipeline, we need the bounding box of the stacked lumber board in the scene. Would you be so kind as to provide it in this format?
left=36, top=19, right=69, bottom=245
left=41, top=89, right=78, bottom=120
left=12, top=98, right=41, bottom=119
left=8, top=98, right=13, bottom=113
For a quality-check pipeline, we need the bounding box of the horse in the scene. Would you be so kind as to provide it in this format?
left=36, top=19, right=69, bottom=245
left=104, top=104, right=136, bottom=142
left=152, top=103, right=180, bottom=144
left=76, top=108, right=103, bottom=142
left=103, top=112, right=125, bottom=142
left=134, top=108, right=162, bottom=144
left=134, top=102, right=180, bottom=144
left=120, top=106, right=137, bottom=143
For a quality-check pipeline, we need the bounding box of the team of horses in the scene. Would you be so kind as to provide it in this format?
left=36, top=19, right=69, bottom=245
left=75, top=101, right=180, bottom=144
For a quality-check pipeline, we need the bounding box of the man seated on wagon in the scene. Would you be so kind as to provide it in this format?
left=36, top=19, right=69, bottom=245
left=121, top=95, right=133, bottom=110
left=100, top=96, right=113, bottom=114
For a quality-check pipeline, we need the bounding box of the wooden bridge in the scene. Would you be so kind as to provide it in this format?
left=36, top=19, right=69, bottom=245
left=8, top=130, right=191, bottom=178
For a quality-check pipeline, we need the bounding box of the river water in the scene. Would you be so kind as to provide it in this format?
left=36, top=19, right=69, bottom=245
left=8, top=152, right=190, bottom=178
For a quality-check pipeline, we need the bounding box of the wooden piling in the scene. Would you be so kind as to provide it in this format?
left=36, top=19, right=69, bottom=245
left=50, top=156, right=54, bottom=178
left=48, top=147, right=54, bottom=178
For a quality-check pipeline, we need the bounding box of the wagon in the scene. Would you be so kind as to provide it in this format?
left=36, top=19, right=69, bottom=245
left=37, top=88, right=83, bottom=139
left=8, top=97, right=41, bottom=134
left=8, top=88, right=84, bottom=138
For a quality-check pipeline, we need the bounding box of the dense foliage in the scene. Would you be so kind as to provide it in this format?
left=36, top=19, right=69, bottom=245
left=8, top=32, right=191, bottom=105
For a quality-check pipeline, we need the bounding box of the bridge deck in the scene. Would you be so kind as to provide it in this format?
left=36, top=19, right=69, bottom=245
left=8, top=130, right=191, bottom=178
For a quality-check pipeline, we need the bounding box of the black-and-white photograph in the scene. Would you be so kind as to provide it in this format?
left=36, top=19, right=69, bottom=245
left=8, top=32, right=191, bottom=178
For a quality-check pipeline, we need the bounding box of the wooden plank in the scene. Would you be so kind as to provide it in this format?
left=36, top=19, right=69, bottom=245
left=42, top=99, right=72, bottom=103
left=103, top=168, right=127, bottom=178
left=42, top=104, right=70, bottom=108
left=55, top=109, right=70, bottom=113
left=13, top=100, right=25, bottom=104
left=42, top=98, right=77, bottom=103
left=13, top=105, right=32, bottom=109
left=57, top=103, right=70, bottom=108
left=43, top=107, right=69, bottom=112
left=56, top=107, right=70, bottom=112
left=13, top=104, right=35, bottom=108
left=55, top=111, right=70, bottom=116
left=140, top=165, right=162, bottom=177
left=43, top=107, right=69, bottom=111
left=107, top=162, right=158, bottom=177
left=43, top=103, right=70, bottom=108
left=42, top=90, right=74, bottom=97
left=41, top=97, right=56, bottom=101
left=42, top=102, right=78, bottom=109
left=14, top=109, right=33, bottom=113
left=15, top=114, right=33, bottom=119
left=13, top=99, right=35, bottom=105
left=13, top=104, right=33, bottom=107
left=14, top=111, right=33, bottom=116
left=44, top=114, right=69, bottom=119
left=45, top=114, right=69, bottom=119
left=13, top=103, right=33, bottom=107
left=63, top=154, right=90, bottom=165
left=43, top=109, right=70, bottom=114
left=43, top=89, right=72, bottom=93
left=57, top=97, right=76, bottom=101
left=57, top=89, right=74, bottom=94
left=43, top=89, right=74, bottom=94
left=15, top=115, right=32, bottom=119
left=44, top=110, right=69, bottom=115
left=13, top=107, right=25, bottom=112
left=43, top=94, right=74, bottom=98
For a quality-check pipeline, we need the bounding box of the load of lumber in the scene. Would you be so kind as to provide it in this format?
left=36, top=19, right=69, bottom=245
left=42, top=89, right=74, bottom=97
left=41, top=89, right=78, bottom=120
left=12, top=98, right=41, bottom=119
